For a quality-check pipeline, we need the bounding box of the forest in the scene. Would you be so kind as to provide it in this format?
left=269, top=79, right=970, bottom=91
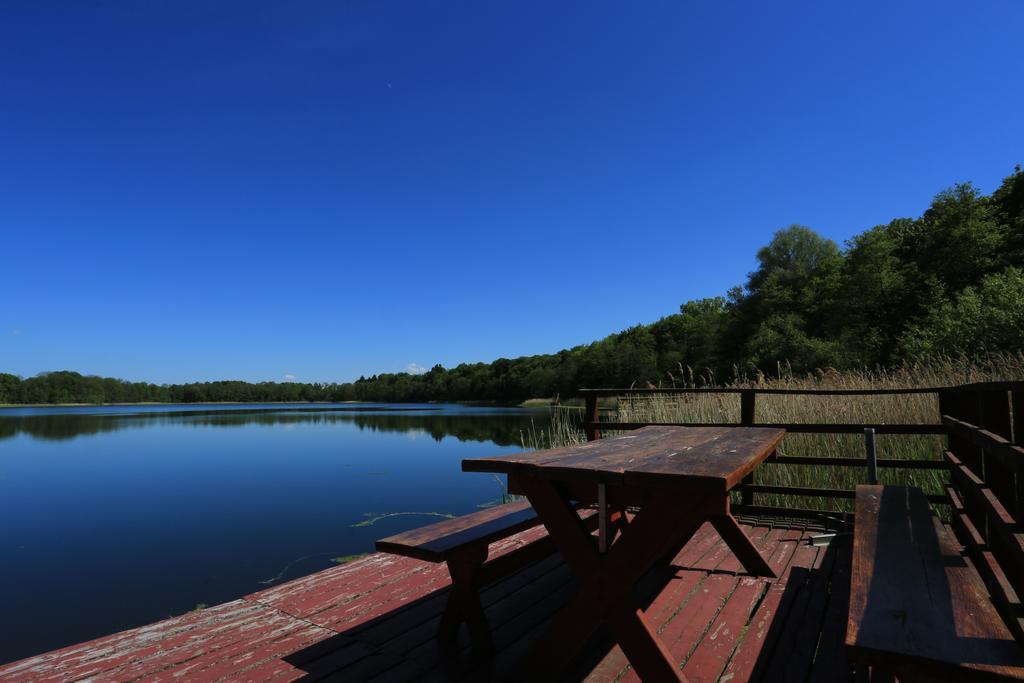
left=3, top=166, right=1022, bottom=405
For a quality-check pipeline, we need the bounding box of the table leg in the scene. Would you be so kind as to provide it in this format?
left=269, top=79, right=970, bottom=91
left=437, top=544, right=493, bottom=655
left=611, top=507, right=630, bottom=544
left=598, top=483, right=609, bottom=553
left=518, top=477, right=707, bottom=682
left=657, top=513, right=709, bottom=569
left=709, top=514, right=776, bottom=578
left=608, top=603, right=685, bottom=683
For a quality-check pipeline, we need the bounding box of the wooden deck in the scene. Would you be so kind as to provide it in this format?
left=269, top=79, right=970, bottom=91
left=0, top=517, right=852, bottom=682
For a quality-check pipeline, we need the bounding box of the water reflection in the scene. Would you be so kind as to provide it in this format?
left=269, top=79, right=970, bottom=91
left=0, top=405, right=543, bottom=447
left=0, top=403, right=547, bottom=664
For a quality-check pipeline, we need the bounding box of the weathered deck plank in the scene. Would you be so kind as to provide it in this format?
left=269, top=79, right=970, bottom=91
left=0, top=600, right=332, bottom=683
left=682, top=527, right=803, bottom=682
left=0, top=520, right=850, bottom=682
left=723, top=529, right=822, bottom=682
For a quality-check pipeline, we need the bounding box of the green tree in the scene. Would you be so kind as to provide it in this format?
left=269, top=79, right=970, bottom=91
left=0, top=373, right=21, bottom=403
left=830, top=220, right=914, bottom=365
left=898, top=267, right=1024, bottom=357
left=733, top=225, right=843, bottom=371
left=991, top=165, right=1024, bottom=266
left=898, top=182, right=1005, bottom=295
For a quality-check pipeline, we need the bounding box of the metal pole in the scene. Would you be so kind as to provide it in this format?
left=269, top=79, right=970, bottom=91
left=865, top=427, right=878, bottom=485
left=585, top=394, right=599, bottom=441
left=740, top=390, right=756, bottom=506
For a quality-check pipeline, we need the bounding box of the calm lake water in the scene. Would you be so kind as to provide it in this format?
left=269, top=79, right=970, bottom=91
left=0, top=403, right=548, bottom=665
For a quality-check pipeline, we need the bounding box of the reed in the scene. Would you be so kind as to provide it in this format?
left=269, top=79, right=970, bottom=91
left=533, top=353, right=1024, bottom=513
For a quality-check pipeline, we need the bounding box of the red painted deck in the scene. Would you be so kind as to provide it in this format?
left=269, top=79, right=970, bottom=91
left=0, top=517, right=851, bottom=682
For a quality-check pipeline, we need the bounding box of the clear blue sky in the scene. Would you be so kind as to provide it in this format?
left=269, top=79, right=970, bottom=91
left=2, top=2, right=1022, bottom=384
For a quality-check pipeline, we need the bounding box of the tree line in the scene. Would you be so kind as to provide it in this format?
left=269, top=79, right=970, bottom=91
left=3, top=166, right=1022, bottom=406
left=0, top=408, right=535, bottom=447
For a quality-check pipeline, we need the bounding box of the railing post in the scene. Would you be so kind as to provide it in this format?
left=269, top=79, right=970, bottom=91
left=979, top=388, right=1016, bottom=518
left=940, top=388, right=974, bottom=464
left=864, top=428, right=878, bottom=485
left=740, top=389, right=756, bottom=506
left=964, top=390, right=985, bottom=475
left=584, top=393, right=600, bottom=442
left=740, top=389, right=756, bottom=426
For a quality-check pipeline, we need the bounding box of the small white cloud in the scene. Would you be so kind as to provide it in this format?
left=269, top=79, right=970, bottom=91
left=405, top=363, right=427, bottom=375
left=11, top=329, right=22, bottom=336
left=283, top=374, right=297, bottom=381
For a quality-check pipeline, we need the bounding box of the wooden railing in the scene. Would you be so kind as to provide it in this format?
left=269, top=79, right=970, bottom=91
left=940, top=383, right=1024, bottom=642
left=578, top=381, right=1024, bottom=643
left=579, top=381, right=1024, bottom=522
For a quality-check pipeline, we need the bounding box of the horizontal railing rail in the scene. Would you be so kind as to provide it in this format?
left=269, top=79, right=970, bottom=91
left=942, top=380, right=1024, bottom=393
left=583, top=421, right=946, bottom=436
left=579, top=386, right=942, bottom=396
left=767, top=453, right=948, bottom=469
left=943, top=411, right=1024, bottom=642
left=943, top=414, right=1024, bottom=474
left=578, top=380, right=1024, bottom=396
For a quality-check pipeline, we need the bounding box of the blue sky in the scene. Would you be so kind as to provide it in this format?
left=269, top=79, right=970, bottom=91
left=2, top=1, right=1022, bottom=384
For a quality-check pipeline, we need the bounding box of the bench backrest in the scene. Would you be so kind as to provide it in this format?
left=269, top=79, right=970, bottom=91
left=939, top=386, right=1024, bottom=643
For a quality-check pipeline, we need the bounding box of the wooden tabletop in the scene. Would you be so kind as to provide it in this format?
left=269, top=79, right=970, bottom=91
left=463, top=426, right=785, bottom=492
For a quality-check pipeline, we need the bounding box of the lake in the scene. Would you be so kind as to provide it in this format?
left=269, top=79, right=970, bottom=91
left=0, top=403, right=549, bottom=665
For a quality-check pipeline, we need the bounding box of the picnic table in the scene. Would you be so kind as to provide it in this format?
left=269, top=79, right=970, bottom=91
left=462, top=425, right=785, bottom=683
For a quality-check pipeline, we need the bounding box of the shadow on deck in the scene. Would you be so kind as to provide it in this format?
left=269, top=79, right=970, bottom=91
left=0, top=519, right=852, bottom=682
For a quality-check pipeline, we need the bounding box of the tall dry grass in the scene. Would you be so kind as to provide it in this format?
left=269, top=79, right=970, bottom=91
left=533, top=353, right=1024, bottom=513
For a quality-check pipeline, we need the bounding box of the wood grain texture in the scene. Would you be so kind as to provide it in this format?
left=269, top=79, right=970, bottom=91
left=846, top=485, right=1024, bottom=681
left=375, top=500, right=540, bottom=562
left=463, top=425, right=784, bottom=493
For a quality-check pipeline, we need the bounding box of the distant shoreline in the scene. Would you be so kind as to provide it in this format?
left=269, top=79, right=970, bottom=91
left=0, top=400, right=364, bottom=408
left=0, top=399, right=558, bottom=409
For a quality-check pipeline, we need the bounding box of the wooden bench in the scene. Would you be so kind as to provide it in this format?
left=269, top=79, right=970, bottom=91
left=376, top=500, right=601, bottom=655
left=846, top=485, right=1024, bottom=681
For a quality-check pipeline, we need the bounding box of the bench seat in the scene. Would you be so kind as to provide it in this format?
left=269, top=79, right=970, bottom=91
left=376, top=500, right=601, bottom=655
left=846, top=485, right=1024, bottom=681
left=376, top=500, right=543, bottom=562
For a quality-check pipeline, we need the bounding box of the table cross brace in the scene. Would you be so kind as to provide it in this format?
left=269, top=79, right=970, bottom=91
left=516, top=475, right=774, bottom=682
